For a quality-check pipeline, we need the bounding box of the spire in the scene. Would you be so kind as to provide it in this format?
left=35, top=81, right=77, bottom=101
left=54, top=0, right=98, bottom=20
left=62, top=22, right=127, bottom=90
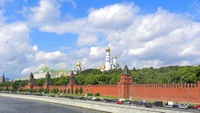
left=30, top=72, right=34, bottom=78
left=29, top=72, right=35, bottom=85
left=2, top=73, right=5, bottom=82
left=123, top=65, right=130, bottom=75
left=45, top=72, right=52, bottom=85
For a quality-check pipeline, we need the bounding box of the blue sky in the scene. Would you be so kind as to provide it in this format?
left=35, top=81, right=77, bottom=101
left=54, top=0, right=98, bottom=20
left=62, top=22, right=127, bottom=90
left=0, top=0, right=200, bottom=79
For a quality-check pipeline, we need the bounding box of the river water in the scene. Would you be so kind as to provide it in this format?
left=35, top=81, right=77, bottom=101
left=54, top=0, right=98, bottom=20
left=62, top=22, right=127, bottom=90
left=0, top=96, right=105, bottom=113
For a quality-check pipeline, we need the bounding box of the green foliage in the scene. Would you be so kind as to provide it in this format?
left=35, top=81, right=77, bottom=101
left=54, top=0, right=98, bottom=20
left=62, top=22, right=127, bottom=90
left=131, top=65, right=200, bottom=84
left=71, top=88, right=74, bottom=94
left=87, top=93, right=93, bottom=96
left=38, top=88, right=44, bottom=93
left=94, top=93, right=100, bottom=96
left=79, top=87, right=83, bottom=94
left=44, top=89, right=49, bottom=93
left=35, top=78, right=45, bottom=86
left=10, top=80, right=28, bottom=90
left=75, top=88, right=79, bottom=94
left=53, top=88, right=59, bottom=93
left=52, top=76, right=70, bottom=86
left=67, top=88, right=70, bottom=94
left=64, top=89, right=66, bottom=94
left=75, top=69, right=122, bottom=85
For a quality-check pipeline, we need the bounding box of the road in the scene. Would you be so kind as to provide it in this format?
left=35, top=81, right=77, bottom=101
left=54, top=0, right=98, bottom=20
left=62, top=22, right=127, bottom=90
left=0, top=96, right=105, bottom=113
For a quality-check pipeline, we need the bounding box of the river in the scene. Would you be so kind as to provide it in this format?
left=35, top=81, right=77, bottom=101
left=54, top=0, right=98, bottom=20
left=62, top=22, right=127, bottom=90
left=0, top=96, right=105, bottom=113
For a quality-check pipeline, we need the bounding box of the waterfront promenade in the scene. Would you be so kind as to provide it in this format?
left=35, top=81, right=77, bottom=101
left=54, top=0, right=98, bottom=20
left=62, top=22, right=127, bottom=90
left=0, top=93, right=194, bottom=113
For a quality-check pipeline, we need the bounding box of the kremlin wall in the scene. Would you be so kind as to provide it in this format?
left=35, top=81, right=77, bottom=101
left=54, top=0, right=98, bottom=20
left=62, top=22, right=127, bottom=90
left=14, top=65, right=200, bottom=104
left=4, top=47, right=200, bottom=104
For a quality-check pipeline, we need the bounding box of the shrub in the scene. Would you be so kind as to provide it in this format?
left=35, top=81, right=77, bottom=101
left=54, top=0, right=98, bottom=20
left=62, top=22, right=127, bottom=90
left=94, top=93, right=100, bottom=96
left=87, top=93, right=93, bottom=96
left=75, top=88, right=79, bottom=94
left=67, top=88, right=70, bottom=94
left=79, top=87, right=83, bottom=94
left=71, top=88, right=74, bottom=94
left=64, top=89, right=66, bottom=94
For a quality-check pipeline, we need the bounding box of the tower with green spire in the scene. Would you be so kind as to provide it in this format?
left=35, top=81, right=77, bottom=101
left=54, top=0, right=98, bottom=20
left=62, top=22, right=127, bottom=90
left=117, top=65, right=133, bottom=99
left=0, top=73, right=6, bottom=83
left=44, top=72, right=52, bottom=89
left=28, top=73, right=35, bottom=89
left=2, top=73, right=5, bottom=83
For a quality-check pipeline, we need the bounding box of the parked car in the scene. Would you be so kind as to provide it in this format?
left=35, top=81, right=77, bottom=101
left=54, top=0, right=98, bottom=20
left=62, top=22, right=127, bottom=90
left=124, top=100, right=131, bottom=104
left=165, top=101, right=174, bottom=108
left=119, top=98, right=125, bottom=102
left=132, top=101, right=140, bottom=105
left=144, top=103, right=153, bottom=108
left=24, top=92, right=30, bottom=95
left=194, top=105, right=200, bottom=109
left=187, top=104, right=194, bottom=109
left=153, top=101, right=163, bottom=107
left=116, top=101, right=123, bottom=104
left=178, top=104, right=188, bottom=109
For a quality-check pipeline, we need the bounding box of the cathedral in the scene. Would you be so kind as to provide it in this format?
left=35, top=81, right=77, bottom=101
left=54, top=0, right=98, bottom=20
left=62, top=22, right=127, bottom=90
left=72, top=61, right=84, bottom=75
left=100, top=47, right=121, bottom=71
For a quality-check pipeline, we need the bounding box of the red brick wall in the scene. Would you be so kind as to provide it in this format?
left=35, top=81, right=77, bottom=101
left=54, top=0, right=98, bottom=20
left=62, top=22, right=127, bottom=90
left=73, top=85, right=118, bottom=97
left=131, top=82, right=200, bottom=103
left=17, top=81, right=200, bottom=103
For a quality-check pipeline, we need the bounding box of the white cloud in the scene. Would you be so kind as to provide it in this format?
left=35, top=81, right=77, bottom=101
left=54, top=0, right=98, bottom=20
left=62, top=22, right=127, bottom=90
left=2, top=1, right=200, bottom=79
left=88, top=3, right=139, bottom=29
left=29, top=3, right=200, bottom=70
left=28, top=0, right=60, bottom=26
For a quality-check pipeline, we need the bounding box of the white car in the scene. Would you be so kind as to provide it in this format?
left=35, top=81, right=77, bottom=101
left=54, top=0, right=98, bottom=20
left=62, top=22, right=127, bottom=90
left=178, top=104, right=188, bottom=109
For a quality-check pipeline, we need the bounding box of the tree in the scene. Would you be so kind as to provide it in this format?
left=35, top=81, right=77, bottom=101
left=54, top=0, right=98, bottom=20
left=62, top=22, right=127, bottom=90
left=71, top=88, right=74, bottom=94
left=67, top=88, right=70, bottom=94
left=75, top=88, right=79, bottom=94
left=79, top=87, right=83, bottom=94
left=64, top=89, right=66, bottom=94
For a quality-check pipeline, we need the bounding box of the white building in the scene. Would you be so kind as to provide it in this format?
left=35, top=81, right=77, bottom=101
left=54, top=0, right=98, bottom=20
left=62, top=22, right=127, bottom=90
left=100, top=47, right=121, bottom=71
left=72, top=61, right=84, bottom=75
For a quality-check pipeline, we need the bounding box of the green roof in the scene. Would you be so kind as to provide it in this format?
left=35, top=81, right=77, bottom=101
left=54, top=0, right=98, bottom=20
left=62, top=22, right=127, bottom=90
left=123, top=65, right=130, bottom=75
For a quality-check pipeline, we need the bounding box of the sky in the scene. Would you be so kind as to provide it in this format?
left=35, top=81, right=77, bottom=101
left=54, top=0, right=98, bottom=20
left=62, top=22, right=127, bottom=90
left=1, top=0, right=200, bottom=79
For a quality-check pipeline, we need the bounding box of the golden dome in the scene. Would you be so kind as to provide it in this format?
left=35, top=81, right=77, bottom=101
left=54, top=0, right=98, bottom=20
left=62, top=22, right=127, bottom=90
left=97, top=67, right=100, bottom=70
left=113, top=56, right=116, bottom=58
left=101, top=64, right=105, bottom=70
left=106, top=47, right=110, bottom=52
left=43, top=65, right=47, bottom=69
left=76, top=61, right=81, bottom=66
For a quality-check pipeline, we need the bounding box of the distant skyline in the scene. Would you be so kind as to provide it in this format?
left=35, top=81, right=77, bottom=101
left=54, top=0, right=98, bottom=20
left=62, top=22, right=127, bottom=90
left=0, top=0, right=200, bottom=79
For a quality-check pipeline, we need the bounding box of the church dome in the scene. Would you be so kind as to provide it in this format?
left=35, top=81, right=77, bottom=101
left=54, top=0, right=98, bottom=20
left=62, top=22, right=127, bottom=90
left=101, top=64, right=105, bottom=70
left=76, top=61, right=81, bottom=66
left=113, top=56, right=116, bottom=58
left=106, top=47, right=110, bottom=52
left=43, top=65, right=47, bottom=69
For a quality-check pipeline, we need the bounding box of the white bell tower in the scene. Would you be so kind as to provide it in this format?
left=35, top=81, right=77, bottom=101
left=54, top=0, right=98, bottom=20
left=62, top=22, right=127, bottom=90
left=105, top=47, right=111, bottom=71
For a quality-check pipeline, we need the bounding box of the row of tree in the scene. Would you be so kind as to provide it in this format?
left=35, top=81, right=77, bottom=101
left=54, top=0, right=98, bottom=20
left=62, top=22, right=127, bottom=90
left=1, top=65, right=200, bottom=89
